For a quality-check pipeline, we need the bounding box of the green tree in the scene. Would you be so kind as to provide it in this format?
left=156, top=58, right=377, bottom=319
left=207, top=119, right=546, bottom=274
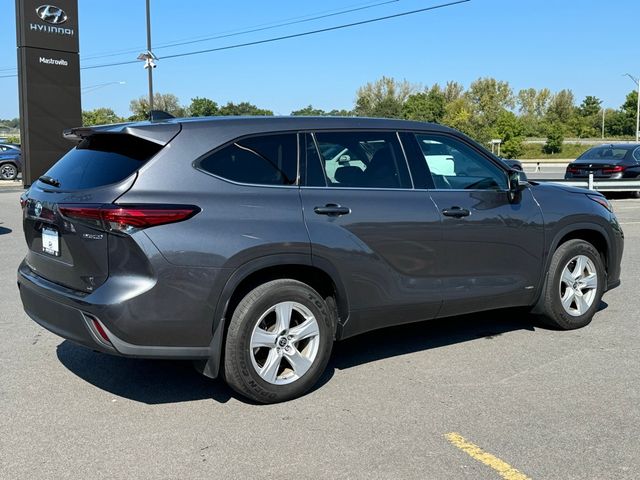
left=354, top=76, right=415, bottom=118
left=517, top=88, right=551, bottom=117
left=545, top=89, right=575, bottom=125
left=443, top=81, right=464, bottom=103
left=442, top=97, right=474, bottom=137
left=129, top=93, right=186, bottom=120
left=218, top=102, right=273, bottom=116
left=0, top=118, right=20, bottom=128
left=493, top=110, right=524, bottom=158
left=617, top=90, right=639, bottom=136
left=188, top=97, right=219, bottom=117
left=291, top=105, right=328, bottom=116
left=465, top=77, right=514, bottom=142
left=82, top=108, right=123, bottom=126
left=515, top=88, right=551, bottom=137
left=578, top=95, right=602, bottom=117
left=326, top=109, right=353, bottom=117
left=543, top=123, right=564, bottom=154
left=402, top=85, right=446, bottom=123
left=606, top=109, right=630, bottom=136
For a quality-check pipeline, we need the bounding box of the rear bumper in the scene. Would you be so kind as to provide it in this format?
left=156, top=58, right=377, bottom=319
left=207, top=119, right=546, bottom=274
left=18, top=260, right=217, bottom=359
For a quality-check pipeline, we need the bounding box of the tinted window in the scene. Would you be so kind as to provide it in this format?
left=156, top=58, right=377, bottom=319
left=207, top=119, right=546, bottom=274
left=414, top=134, right=507, bottom=190
left=634, top=147, right=640, bottom=162
left=41, top=134, right=162, bottom=190
left=313, top=131, right=411, bottom=189
left=199, top=133, right=297, bottom=185
left=578, top=146, right=630, bottom=161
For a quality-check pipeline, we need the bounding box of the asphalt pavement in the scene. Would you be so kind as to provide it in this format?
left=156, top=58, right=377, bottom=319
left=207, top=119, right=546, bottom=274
left=1, top=188, right=639, bottom=480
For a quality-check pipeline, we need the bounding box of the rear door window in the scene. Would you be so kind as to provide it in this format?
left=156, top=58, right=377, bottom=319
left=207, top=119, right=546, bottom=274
left=41, top=134, right=162, bottom=190
left=311, top=131, right=411, bottom=189
left=198, top=133, right=298, bottom=185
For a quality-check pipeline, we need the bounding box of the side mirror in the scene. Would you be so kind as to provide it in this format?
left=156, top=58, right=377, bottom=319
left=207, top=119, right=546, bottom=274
left=507, top=169, right=525, bottom=203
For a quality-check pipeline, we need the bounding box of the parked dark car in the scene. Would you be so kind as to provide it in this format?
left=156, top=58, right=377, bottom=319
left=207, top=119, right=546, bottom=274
left=18, top=117, right=623, bottom=403
left=565, top=143, right=640, bottom=197
left=0, top=144, right=22, bottom=180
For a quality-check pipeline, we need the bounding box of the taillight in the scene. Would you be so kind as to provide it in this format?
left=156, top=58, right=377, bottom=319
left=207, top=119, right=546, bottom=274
left=602, top=165, right=625, bottom=174
left=59, top=204, right=200, bottom=233
left=566, top=165, right=580, bottom=174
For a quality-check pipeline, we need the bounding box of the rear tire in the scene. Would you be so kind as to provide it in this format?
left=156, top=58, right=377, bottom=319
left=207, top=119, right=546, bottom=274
left=630, top=191, right=640, bottom=199
left=223, top=279, right=334, bottom=403
left=539, top=239, right=605, bottom=330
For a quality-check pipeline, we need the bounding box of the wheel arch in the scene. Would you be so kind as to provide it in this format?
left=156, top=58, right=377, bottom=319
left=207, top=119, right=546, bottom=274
left=531, top=222, right=611, bottom=314
left=199, top=254, right=349, bottom=379
left=551, top=224, right=610, bottom=272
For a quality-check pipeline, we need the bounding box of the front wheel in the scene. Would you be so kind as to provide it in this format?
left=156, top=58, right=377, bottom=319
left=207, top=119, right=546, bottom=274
left=539, top=239, right=605, bottom=330
left=0, top=163, right=18, bottom=180
left=223, top=279, right=334, bottom=403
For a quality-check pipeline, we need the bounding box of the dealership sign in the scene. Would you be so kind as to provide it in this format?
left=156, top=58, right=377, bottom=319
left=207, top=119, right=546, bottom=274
left=17, top=0, right=79, bottom=53
left=16, top=0, right=81, bottom=186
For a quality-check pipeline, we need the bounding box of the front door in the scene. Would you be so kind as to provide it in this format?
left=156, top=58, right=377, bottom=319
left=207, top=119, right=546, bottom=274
left=405, top=132, right=545, bottom=318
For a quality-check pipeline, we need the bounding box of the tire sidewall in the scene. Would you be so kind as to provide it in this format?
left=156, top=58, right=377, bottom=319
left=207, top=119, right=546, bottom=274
left=548, top=241, right=605, bottom=329
left=1, top=163, right=17, bottom=180
left=230, top=282, right=333, bottom=403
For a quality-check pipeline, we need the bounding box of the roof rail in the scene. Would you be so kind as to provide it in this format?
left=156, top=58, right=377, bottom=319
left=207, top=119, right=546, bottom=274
left=149, top=110, right=175, bottom=122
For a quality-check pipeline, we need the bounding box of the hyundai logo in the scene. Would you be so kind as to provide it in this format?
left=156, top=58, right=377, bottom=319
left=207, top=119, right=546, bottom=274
left=34, top=202, right=43, bottom=217
left=36, top=5, right=68, bottom=25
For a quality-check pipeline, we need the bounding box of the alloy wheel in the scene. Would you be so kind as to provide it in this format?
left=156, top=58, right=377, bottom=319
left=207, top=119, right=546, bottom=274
left=559, top=255, right=598, bottom=316
left=249, top=301, right=321, bottom=385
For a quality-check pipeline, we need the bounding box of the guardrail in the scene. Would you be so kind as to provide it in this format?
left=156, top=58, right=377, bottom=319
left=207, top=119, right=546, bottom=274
left=520, top=159, right=573, bottom=172
left=534, top=174, right=640, bottom=192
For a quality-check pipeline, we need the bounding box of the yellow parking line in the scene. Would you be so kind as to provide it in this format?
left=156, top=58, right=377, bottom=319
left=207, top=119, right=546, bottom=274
left=445, top=432, right=532, bottom=480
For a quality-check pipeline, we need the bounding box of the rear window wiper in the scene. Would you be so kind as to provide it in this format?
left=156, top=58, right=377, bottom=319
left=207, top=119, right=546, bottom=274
left=38, top=175, right=61, bottom=188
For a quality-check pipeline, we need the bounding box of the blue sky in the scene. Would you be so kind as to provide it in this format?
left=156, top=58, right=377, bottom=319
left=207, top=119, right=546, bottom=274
left=1, top=0, right=639, bottom=119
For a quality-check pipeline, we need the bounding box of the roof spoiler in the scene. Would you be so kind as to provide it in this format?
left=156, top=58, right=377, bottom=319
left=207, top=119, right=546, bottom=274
left=63, top=126, right=100, bottom=141
left=63, top=122, right=181, bottom=146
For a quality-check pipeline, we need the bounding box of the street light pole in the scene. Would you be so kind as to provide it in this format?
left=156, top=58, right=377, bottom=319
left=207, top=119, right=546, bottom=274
left=146, top=0, right=154, bottom=112
left=601, top=107, right=605, bottom=139
left=624, top=73, right=640, bottom=142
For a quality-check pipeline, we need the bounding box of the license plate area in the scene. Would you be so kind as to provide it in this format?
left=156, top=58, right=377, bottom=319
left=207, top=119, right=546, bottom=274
left=42, top=226, right=60, bottom=256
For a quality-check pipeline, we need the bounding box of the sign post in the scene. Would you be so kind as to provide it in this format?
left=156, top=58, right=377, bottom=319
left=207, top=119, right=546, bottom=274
left=16, top=0, right=81, bottom=187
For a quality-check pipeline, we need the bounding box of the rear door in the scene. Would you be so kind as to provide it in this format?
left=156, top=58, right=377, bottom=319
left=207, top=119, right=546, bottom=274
left=299, top=131, right=443, bottom=337
left=23, top=130, right=174, bottom=293
left=404, top=131, right=545, bottom=317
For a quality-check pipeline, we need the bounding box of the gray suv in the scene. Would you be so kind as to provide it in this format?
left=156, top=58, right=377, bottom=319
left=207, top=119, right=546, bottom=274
left=18, top=117, right=623, bottom=403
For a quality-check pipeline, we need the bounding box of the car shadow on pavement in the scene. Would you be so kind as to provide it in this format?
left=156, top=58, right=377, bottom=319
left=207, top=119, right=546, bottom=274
left=0, top=226, right=12, bottom=235
left=56, top=341, right=235, bottom=404
left=56, top=307, right=554, bottom=405
left=326, top=308, right=541, bottom=374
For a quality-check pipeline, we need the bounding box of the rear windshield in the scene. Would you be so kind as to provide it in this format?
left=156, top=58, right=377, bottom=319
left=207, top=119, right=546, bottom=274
left=578, top=147, right=630, bottom=161
left=40, top=134, right=162, bottom=190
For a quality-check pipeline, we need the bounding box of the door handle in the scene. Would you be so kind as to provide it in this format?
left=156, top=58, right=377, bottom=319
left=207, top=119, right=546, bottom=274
left=442, top=206, right=470, bottom=218
left=314, top=204, right=351, bottom=216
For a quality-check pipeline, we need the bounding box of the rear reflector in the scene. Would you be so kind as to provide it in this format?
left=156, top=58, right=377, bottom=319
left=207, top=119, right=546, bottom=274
left=92, top=318, right=111, bottom=343
left=59, top=204, right=200, bottom=233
